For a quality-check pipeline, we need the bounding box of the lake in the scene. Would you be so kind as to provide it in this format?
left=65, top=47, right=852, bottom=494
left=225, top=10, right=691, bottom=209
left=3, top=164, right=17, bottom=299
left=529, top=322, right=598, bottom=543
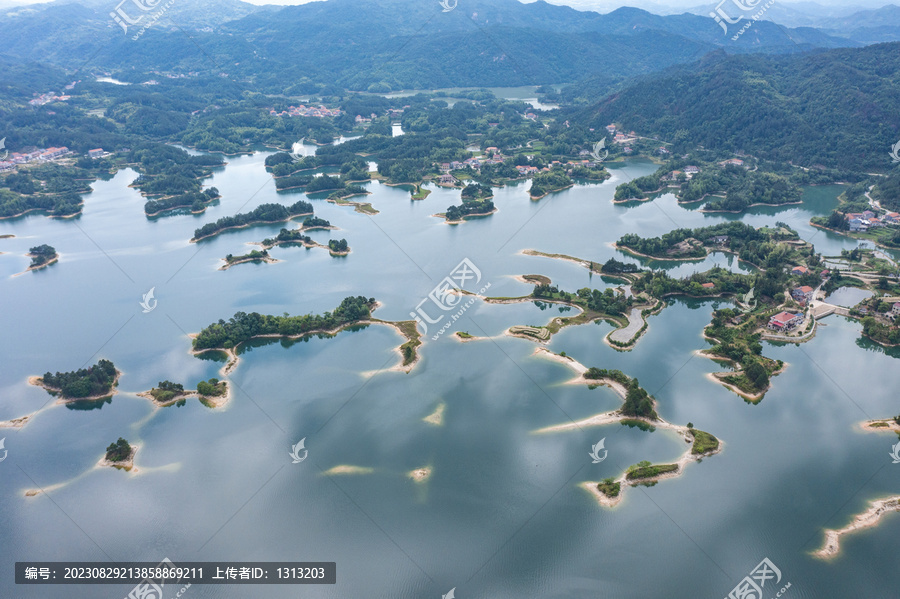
left=1, top=152, right=898, bottom=598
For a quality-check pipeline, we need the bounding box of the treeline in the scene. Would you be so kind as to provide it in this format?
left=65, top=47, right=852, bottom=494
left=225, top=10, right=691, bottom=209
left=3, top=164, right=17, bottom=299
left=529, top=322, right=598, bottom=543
left=193, top=296, right=375, bottom=350
left=41, top=359, right=118, bottom=399
left=144, top=188, right=219, bottom=215
left=192, top=200, right=313, bottom=241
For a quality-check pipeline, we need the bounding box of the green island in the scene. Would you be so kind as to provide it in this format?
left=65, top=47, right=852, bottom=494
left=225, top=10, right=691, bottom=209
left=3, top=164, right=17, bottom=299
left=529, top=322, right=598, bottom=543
left=625, top=460, right=678, bottom=481
left=192, top=297, right=421, bottom=373
left=141, top=378, right=230, bottom=408
left=33, top=359, right=119, bottom=400
left=144, top=188, right=220, bottom=217
left=596, top=478, right=621, bottom=499
left=688, top=426, right=720, bottom=455
left=328, top=239, right=350, bottom=255
left=103, top=437, right=136, bottom=470
left=221, top=249, right=277, bottom=270
left=441, top=184, right=497, bottom=222
left=0, top=164, right=95, bottom=219
left=27, top=244, right=58, bottom=270
left=254, top=227, right=349, bottom=257
left=617, top=221, right=800, bottom=264
left=614, top=159, right=808, bottom=212
left=584, top=368, right=658, bottom=419
left=529, top=170, right=575, bottom=200
left=192, top=200, right=314, bottom=242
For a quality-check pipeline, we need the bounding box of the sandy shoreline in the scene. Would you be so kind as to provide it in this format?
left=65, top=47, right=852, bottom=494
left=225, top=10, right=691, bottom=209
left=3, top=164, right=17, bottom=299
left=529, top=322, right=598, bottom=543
left=860, top=418, right=900, bottom=434
left=98, top=445, right=139, bottom=472
left=813, top=496, right=900, bottom=559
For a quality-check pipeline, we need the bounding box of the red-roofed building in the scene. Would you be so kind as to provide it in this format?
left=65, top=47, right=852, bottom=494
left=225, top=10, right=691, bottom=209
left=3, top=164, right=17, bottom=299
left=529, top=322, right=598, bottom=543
left=791, top=286, right=814, bottom=304
left=769, top=312, right=803, bottom=331
left=791, top=265, right=808, bottom=275
left=701, top=282, right=715, bottom=289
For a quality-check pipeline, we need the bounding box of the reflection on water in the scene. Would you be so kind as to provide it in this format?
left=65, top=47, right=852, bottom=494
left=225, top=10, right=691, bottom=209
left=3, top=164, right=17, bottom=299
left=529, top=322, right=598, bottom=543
left=1, top=150, right=898, bottom=598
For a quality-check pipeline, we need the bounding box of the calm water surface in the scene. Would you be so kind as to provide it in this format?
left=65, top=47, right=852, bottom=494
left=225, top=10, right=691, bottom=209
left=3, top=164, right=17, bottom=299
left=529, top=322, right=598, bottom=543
left=1, top=152, right=898, bottom=598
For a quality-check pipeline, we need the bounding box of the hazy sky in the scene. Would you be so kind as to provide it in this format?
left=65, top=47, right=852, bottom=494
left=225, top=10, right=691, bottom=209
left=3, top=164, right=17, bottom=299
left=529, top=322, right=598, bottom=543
left=2, top=0, right=893, bottom=11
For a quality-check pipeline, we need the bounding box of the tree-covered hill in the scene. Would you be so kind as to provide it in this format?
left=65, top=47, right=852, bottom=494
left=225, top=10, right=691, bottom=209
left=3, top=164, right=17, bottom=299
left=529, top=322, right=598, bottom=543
left=577, top=43, right=900, bottom=172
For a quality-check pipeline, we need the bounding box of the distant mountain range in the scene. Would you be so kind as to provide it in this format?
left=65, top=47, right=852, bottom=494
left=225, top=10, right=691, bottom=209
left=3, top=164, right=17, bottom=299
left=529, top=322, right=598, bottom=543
left=0, top=0, right=879, bottom=93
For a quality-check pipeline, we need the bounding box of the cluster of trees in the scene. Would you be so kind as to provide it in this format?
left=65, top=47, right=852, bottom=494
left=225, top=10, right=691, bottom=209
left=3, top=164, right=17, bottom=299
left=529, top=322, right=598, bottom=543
left=533, top=284, right=630, bottom=315
left=600, top=258, right=640, bottom=274
left=193, top=200, right=313, bottom=241
left=193, top=296, right=375, bottom=350
left=529, top=170, right=573, bottom=198
left=303, top=216, right=331, bottom=228
left=197, top=378, right=227, bottom=397
left=225, top=249, right=270, bottom=263
left=445, top=198, right=495, bottom=222
left=262, top=228, right=312, bottom=248
left=695, top=169, right=801, bottom=212
left=105, top=438, right=132, bottom=462
left=872, top=167, right=900, bottom=212
left=128, top=144, right=224, bottom=197
left=583, top=368, right=656, bottom=418
left=149, top=381, right=185, bottom=403
left=460, top=183, right=493, bottom=201
left=706, top=308, right=776, bottom=393
left=619, top=221, right=800, bottom=268
left=41, top=359, right=117, bottom=399
left=28, top=244, right=57, bottom=267
left=144, top=188, right=219, bottom=216
left=305, top=174, right=343, bottom=193
left=328, top=239, right=349, bottom=253
left=0, top=187, right=83, bottom=218
left=327, top=185, right=368, bottom=200
left=631, top=267, right=755, bottom=298
left=274, top=174, right=313, bottom=190
left=862, top=317, right=900, bottom=346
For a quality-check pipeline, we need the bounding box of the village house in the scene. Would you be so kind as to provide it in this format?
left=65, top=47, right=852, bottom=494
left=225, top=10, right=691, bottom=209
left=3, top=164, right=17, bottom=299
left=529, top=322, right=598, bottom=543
left=883, top=212, right=900, bottom=224
left=768, top=311, right=804, bottom=331
left=720, top=158, right=745, bottom=167
left=892, top=302, right=900, bottom=317
left=437, top=174, right=457, bottom=185
left=88, top=148, right=104, bottom=159
left=791, top=265, right=808, bottom=275
left=684, top=165, right=700, bottom=174
left=849, top=218, right=866, bottom=232
left=791, top=286, right=814, bottom=304
left=701, top=282, right=715, bottom=289
left=605, top=124, right=616, bottom=134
